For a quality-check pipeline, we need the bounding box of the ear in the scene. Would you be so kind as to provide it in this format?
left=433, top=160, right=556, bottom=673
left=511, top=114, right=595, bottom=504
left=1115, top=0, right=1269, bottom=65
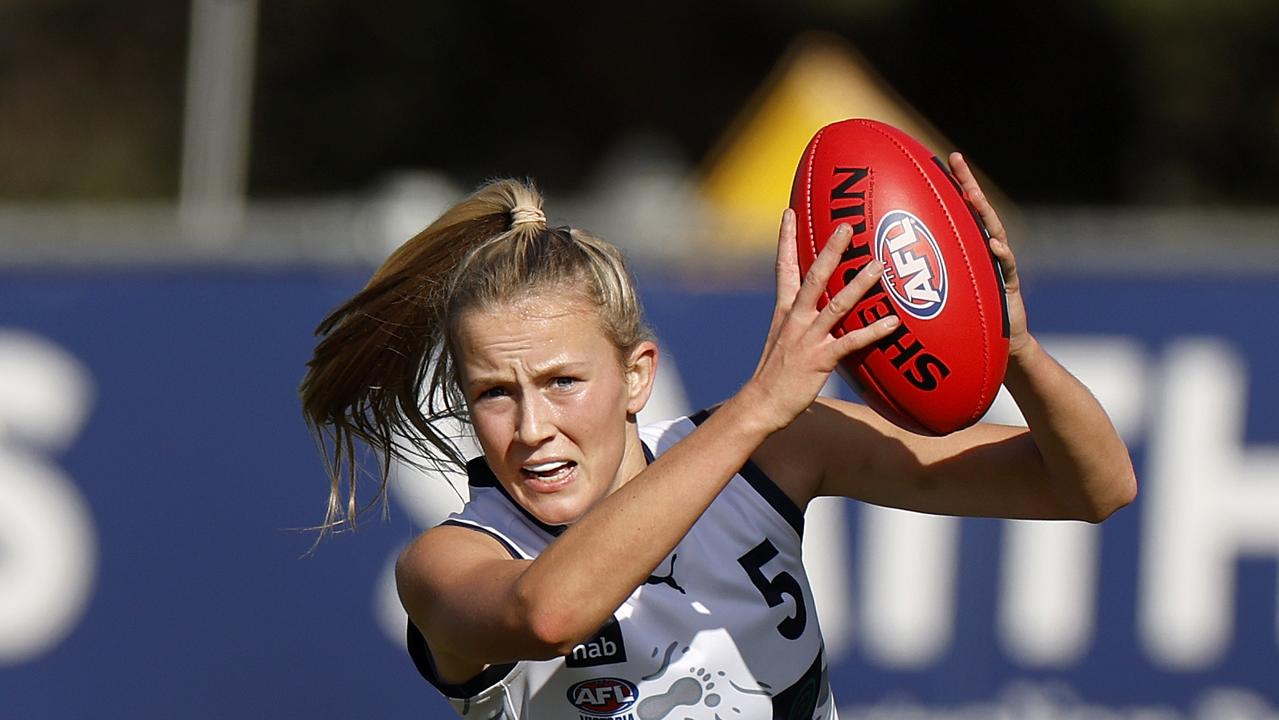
left=623, top=341, right=659, bottom=416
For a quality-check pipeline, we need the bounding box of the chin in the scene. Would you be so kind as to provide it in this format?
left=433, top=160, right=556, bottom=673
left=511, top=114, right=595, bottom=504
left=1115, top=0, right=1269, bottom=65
left=509, top=462, right=619, bottom=527
left=528, top=500, right=587, bottom=527
left=527, top=481, right=604, bottom=526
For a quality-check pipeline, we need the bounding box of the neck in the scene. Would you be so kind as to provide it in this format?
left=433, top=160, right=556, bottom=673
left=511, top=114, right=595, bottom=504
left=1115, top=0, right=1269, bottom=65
left=608, top=420, right=649, bottom=495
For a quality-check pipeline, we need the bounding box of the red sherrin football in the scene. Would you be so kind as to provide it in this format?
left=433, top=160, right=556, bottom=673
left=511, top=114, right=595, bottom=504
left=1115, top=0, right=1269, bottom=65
left=789, top=118, right=1009, bottom=435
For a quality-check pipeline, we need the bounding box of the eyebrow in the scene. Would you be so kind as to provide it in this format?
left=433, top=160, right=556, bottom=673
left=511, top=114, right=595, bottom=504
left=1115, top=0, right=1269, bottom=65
left=464, top=360, right=590, bottom=388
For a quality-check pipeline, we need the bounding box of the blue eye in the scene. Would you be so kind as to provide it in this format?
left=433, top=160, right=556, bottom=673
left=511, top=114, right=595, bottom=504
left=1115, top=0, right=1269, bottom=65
left=551, top=376, right=578, bottom=389
left=478, top=387, right=509, bottom=400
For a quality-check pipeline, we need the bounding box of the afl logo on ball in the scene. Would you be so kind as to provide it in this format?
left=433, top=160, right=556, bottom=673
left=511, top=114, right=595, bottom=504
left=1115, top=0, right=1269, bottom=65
left=567, top=677, right=639, bottom=717
left=875, top=210, right=948, bottom=320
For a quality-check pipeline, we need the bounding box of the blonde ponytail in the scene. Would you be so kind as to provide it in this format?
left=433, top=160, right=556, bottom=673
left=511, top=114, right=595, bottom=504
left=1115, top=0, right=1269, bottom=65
left=300, top=178, right=652, bottom=537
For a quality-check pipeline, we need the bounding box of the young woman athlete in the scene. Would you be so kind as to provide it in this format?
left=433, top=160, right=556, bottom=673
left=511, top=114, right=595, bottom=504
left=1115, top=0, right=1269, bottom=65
left=300, top=153, right=1136, bottom=719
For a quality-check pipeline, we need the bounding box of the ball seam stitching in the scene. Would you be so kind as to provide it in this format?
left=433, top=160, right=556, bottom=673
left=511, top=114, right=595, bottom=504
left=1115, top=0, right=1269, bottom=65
left=857, top=120, right=990, bottom=428
left=806, top=128, right=831, bottom=309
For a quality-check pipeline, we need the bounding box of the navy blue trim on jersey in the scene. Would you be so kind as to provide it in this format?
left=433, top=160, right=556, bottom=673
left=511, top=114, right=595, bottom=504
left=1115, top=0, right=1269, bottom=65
left=407, top=619, right=517, bottom=699
left=689, top=409, right=805, bottom=537
left=441, top=519, right=524, bottom=560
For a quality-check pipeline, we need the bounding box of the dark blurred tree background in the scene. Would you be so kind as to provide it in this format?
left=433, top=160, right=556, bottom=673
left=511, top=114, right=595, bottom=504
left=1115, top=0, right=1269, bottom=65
left=1, top=0, right=1276, bottom=204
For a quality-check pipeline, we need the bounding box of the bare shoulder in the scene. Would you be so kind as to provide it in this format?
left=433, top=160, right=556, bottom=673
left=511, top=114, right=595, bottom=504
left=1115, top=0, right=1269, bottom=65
left=396, top=523, right=535, bottom=683
left=396, top=523, right=518, bottom=599
left=395, top=523, right=530, bottom=643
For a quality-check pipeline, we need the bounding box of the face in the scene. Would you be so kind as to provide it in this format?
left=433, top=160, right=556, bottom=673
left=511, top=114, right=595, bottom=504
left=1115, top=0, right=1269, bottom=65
left=454, top=293, right=656, bottom=526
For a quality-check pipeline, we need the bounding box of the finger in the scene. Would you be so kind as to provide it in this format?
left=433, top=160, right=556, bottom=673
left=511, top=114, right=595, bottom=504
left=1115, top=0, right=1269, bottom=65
left=949, top=152, right=1007, bottom=242
left=792, top=223, right=853, bottom=315
left=831, top=314, right=900, bottom=358
left=811, top=258, right=885, bottom=338
left=774, top=208, right=801, bottom=307
left=989, top=235, right=1021, bottom=294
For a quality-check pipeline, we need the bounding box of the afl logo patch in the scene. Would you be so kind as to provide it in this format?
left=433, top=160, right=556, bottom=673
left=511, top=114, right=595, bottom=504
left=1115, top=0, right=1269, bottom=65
left=875, top=210, right=948, bottom=320
left=567, top=677, right=639, bottom=717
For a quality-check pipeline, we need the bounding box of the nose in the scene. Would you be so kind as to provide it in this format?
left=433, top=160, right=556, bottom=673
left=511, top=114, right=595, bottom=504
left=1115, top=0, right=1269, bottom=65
left=514, top=394, right=555, bottom=446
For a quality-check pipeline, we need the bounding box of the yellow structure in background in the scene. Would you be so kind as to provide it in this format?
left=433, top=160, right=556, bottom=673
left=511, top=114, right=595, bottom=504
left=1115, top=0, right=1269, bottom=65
left=700, top=33, right=1007, bottom=252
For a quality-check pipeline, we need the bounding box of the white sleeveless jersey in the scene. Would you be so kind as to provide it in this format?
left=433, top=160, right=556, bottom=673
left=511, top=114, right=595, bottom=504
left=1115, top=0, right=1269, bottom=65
left=408, top=412, right=838, bottom=720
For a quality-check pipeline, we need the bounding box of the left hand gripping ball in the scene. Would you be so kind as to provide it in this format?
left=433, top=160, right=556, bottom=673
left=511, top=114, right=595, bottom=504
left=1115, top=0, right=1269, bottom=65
left=790, top=118, right=1009, bottom=435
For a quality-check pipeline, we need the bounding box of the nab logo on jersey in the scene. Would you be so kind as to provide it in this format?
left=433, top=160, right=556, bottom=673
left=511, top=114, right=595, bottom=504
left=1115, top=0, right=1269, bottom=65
left=567, top=677, right=639, bottom=717
left=876, top=210, right=948, bottom=320
left=566, top=616, right=628, bottom=668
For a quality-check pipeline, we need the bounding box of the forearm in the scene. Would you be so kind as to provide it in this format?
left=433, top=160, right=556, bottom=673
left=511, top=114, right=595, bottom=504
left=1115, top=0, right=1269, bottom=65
left=511, top=389, right=777, bottom=650
left=1002, top=336, right=1137, bottom=521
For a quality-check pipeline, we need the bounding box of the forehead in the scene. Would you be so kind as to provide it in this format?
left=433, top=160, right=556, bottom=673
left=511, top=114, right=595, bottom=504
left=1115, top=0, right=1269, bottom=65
left=458, top=290, right=601, bottom=334
left=453, top=293, right=617, bottom=373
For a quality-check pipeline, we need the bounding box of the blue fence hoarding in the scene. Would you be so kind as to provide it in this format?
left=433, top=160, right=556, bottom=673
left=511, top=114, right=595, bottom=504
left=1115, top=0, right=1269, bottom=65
left=1, top=266, right=1277, bottom=718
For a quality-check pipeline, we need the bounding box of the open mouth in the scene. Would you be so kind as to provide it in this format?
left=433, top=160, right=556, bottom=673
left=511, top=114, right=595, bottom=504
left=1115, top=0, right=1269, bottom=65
left=520, top=460, right=578, bottom=489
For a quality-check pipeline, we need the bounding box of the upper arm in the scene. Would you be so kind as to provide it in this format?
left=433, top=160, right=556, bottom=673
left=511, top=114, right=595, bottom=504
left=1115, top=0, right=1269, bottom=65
left=763, top=397, right=1079, bottom=520
left=395, top=525, right=558, bottom=677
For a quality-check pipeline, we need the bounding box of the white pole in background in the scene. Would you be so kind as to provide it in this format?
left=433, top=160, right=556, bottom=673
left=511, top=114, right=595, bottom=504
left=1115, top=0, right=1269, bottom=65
left=179, top=0, right=259, bottom=247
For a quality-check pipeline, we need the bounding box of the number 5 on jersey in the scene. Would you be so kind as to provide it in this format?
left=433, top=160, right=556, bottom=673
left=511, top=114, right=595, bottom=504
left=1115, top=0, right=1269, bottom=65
left=738, top=538, right=807, bottom=640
